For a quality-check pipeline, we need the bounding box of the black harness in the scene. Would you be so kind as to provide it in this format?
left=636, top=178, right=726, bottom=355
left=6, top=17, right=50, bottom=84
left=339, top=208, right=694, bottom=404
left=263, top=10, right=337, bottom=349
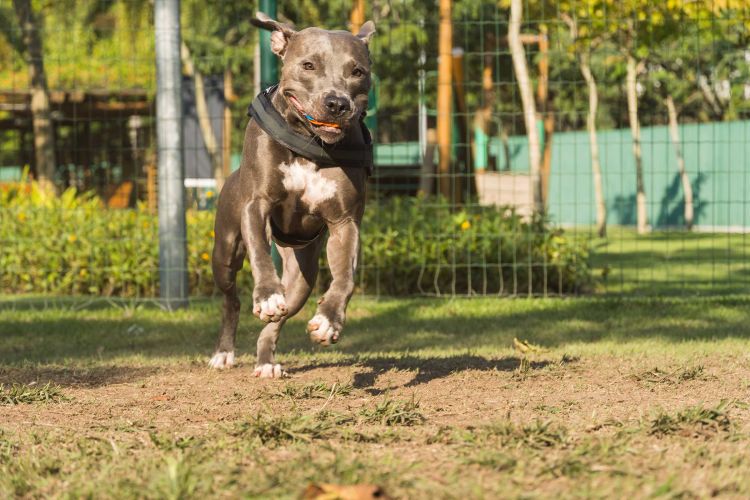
left=247, top=84, right=373, bottom=174
left=246, top=85, right=374, bottom=249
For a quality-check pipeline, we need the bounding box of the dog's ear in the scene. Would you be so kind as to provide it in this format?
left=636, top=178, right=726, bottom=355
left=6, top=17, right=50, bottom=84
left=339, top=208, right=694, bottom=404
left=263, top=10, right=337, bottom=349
left=251, top=12, right=296, bottom=57
left=356, top=21, right=376, bottom=46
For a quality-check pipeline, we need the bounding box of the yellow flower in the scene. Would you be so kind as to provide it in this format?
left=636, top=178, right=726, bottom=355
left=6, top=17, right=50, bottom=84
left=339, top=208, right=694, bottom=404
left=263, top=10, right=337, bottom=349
left=206, top=190, right=215, bottom=198
left=209, top=230, right=215, bottom=238
left=200, top=252, right=210, bottom=261
left=460, top=220, right=471, bottom=231
left=68, top=234, right=78, bottom=243
left=17, top=212, right=26, bottom=222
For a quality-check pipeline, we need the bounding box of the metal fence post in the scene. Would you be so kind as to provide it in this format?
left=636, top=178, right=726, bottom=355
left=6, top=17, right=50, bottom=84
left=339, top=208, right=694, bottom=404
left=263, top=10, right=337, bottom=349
left=259, top=0, right=279, bottom=89
left=155, top=0, right=188, bottom=309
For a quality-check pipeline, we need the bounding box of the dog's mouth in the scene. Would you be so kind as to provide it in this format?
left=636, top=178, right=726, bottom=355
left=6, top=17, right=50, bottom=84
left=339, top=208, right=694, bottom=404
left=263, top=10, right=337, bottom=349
left=285, top=94, right=345, bottom=138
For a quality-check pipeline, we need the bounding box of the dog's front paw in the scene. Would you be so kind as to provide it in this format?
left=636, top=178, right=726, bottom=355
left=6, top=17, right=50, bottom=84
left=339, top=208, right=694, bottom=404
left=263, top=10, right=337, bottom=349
left=208, top=350, right=235, bottom=370
left=252, top=292, right=288, bottom=323
left=253, top=363, right=285, bottom=378
left=307, top=314, right=340, bottom=346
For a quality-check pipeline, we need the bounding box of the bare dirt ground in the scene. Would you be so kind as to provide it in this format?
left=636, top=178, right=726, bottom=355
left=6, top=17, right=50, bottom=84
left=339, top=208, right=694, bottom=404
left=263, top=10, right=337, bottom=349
left=3, top=351, right=750, bottom=498
left=3, top=297, right=750, bottom=498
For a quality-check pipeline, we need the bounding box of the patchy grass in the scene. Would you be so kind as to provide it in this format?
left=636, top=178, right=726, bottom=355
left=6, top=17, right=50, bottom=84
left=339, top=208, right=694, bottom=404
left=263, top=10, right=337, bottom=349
left=650, top=401, right=734, bottom=437
left=633, top=364, right=709, bottom=385
left=272, top=380, right=354, bottom=400
left=1, top=296, right=750, bottom=497
left=360, top=395, right=425, bottom=426
left=236, top=412, right=335, bottom=445
left=0, top=382, right=66, bottom=405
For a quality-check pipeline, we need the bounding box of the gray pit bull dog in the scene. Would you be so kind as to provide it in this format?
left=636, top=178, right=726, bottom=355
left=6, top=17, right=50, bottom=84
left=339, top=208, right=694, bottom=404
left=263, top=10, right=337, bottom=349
left=208, top=13, right=376, bottom=377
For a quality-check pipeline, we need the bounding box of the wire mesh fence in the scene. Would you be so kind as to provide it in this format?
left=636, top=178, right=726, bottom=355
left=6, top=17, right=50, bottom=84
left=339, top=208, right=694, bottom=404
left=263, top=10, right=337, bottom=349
left=1, top=0, right=749, bottom=303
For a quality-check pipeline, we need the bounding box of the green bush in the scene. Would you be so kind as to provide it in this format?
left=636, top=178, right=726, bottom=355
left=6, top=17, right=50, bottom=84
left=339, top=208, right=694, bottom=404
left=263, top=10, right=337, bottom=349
left=358, top=196, right=592, bottom=295
left=0, top=183, right=591, bottom=297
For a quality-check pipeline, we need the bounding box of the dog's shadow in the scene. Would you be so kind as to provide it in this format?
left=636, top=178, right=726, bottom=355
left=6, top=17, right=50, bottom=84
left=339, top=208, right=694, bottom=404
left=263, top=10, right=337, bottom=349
left=289, top=354, right=564, bottom=394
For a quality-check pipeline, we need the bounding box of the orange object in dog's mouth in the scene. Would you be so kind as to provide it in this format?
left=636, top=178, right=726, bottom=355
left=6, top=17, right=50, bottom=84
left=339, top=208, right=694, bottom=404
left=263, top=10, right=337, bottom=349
left=287, top=95, right=342, bottom=132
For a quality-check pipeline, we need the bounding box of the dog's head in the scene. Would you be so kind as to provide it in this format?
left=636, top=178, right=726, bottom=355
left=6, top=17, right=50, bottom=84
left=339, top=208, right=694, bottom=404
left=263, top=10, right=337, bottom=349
left=253, top=12, right=375, bottom=144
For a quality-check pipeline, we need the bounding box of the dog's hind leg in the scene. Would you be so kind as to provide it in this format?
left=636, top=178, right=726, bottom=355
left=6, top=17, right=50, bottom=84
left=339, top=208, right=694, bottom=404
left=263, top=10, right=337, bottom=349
left=209, top=231, right=246, bottom=370
left=254, top=239, right=322, bottom=378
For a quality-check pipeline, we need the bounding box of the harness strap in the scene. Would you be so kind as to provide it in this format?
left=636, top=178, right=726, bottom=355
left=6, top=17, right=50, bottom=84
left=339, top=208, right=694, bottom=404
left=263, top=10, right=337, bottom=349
left=269, top=217, right=327, bottom=249
left=248, top=84, right=373, bottom=174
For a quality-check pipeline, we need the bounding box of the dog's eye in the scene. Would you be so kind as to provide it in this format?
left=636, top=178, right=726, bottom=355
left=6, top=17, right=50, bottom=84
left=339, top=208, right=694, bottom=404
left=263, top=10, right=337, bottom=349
left=352, top=68, right=364, bottom=77
left=302, top=62, right=315, bottom=71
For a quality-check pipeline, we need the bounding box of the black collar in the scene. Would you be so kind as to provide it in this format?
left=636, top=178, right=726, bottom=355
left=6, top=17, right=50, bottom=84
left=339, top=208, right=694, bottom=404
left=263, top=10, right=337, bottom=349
left=247, top=84, right=373, bottom=172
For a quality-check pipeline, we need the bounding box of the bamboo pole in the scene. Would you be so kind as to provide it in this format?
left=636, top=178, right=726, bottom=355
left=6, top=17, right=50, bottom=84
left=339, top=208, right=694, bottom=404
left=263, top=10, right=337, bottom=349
left=437, top=0, right=453, bottom=200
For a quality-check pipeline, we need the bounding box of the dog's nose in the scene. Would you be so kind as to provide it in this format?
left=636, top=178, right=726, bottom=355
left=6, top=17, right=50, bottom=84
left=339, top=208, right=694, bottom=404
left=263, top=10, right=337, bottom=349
left=323, top=94, right=351, bottom=116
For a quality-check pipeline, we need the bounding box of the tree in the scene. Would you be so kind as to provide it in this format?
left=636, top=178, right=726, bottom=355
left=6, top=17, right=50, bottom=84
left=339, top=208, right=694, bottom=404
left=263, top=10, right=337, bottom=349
left=562, top=13, right=607, bottom=237
left=180, top=0, right=257, bottom=190
left=625, top=47, right=648, bottom=234
left=181, top=41, right=225, bottom=191
left=508, top=0, right=543, bottom=213
left=12, top=0, right=56, bottom=193
left=647, top=5, right=703, bottom=230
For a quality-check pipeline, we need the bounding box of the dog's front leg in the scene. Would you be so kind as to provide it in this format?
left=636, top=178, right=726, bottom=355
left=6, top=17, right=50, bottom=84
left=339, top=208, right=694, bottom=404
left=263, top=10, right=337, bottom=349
left=307, top=219, right=360, bottom=345
left=241, top=199, right=288, bottom=322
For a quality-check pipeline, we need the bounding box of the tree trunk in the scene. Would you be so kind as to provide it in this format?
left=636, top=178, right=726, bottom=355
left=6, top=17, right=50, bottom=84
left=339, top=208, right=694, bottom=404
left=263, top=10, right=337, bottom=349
left=181, top=42, right=224, bottom=192
left=580, top=59, right=606, bottom=237
left=508, top=0, right=543, bottom=213
left=13, top=0, right=56, bottom=193
left=626, top=54, right=648, bottom=234
left=665, top=94, right=694, bottom=230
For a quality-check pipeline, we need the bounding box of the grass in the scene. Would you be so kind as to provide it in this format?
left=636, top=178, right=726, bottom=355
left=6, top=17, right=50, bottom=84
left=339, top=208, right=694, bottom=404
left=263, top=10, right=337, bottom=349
left=2, top=295, right=750, bottom=497
left=271, top=380, right=354, bottom=400
left=649, top=401, right=734, bottom=437
left=359, top=395, right=425, bottom=426
left=586, top=227, right=750, bottom=295
left=0, top=382, right=66, bottom=405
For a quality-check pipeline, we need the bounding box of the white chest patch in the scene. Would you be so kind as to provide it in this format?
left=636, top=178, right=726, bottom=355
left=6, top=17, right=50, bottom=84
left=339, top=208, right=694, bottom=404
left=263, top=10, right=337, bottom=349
left=280, top=159, right=337, bottom=210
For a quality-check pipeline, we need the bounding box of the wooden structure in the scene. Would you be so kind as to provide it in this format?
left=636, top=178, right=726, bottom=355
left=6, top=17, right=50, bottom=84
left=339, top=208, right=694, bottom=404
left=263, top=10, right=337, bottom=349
left=0, top=89, right=154, bottom=206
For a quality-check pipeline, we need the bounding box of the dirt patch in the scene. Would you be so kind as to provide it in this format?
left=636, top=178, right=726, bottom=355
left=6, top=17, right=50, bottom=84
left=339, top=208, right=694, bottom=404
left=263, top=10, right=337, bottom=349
left=2, top=352, right=750, bottom=497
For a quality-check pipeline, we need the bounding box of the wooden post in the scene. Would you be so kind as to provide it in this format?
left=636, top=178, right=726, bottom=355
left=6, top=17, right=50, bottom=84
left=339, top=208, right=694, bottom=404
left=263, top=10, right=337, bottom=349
left=451, top=48, right=467, bottom=203
left=223, top=69, right=235, bottom=180
left=437, top=0, right=453, bottom=201
left=473, top=44, right=495, bottom=175
left=537, top=32, right=553, bottom=207
left=350, top=0, right=365, bottom=32
left=147, top=159, right=157, bottom=214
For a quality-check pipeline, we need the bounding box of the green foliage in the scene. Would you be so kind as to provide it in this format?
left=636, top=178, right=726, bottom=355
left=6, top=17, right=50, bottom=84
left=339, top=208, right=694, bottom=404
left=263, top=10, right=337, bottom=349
left=361, top=196, right=592, bottom=295
left=0, top=1, right=154, bottom=90
left=0, top=184, right=591, bottom=297
left=0, top=178, right=220, bottom=297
